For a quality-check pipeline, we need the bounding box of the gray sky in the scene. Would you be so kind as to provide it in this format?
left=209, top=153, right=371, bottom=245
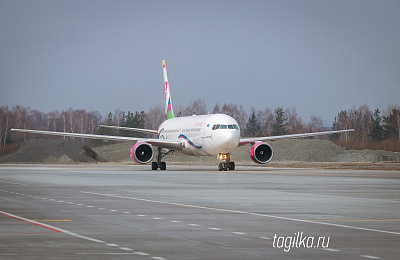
left=1, top=0, right=399, bottom=124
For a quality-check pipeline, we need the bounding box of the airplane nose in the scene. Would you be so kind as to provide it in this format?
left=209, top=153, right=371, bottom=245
left=218, top=130, right=239, bottom=153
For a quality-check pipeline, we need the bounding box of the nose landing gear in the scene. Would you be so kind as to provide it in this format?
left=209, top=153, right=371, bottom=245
left=217, top=153, right=235, bottom=171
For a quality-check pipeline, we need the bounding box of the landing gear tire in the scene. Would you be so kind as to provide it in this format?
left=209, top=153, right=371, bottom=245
left=152, top=161, right=167, bottom=170
left=160, top=162, right=167, bottom=170
left=228, top=162, right=235, bottom=171
left=218, top=162, right=229, bottom=171
left=218, top=163, right=224, bottom=171
left=152, top=162, right=158, bottom=170
left=218, top=161, right=235, bottom=171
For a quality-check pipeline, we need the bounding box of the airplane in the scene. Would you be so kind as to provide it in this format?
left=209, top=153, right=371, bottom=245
left=12, top=60, right=354, bottom=171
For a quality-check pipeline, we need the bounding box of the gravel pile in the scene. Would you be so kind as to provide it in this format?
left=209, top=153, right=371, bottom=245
left=336, top=150, right=400, bottom=162
left=230, top=139, right=345, bottom=163
left=0, top=139, right=104, bottom=163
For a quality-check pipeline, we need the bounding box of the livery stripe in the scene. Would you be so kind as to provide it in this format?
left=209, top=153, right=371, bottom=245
left=178, top=134, right=202, bottom=149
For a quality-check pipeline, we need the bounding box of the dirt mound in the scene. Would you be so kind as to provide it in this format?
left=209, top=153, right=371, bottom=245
left=3, top=138, right=398, bottom=165
left=0, top=139, right=104, bottom=163
left=230, top=139, right=344, bottom=163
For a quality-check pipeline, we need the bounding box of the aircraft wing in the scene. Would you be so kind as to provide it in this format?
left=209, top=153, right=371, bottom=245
left=239, top=129, right=354, bottom=146
left=99, top=125, right=159, bottom=135
left=11, top=129, right=184, bottom=150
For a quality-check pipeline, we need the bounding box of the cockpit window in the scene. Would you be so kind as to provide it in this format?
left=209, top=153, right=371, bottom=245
left=212, top=124, right=239, bottom=130
left=212, top=124, right=220, bottom=130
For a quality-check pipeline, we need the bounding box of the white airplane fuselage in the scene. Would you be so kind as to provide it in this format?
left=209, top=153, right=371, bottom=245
left=158, top=114, right=240, bottom=156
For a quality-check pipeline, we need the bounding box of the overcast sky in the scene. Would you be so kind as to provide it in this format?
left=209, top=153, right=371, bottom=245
left=1, top=0, right=399, bottom=124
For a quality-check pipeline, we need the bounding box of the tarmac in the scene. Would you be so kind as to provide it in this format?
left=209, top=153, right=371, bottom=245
left=0, top=164, right=399, bottom=260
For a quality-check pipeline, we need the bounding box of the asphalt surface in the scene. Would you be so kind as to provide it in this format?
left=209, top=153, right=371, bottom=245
left=0, top=164, right=399, bottom=260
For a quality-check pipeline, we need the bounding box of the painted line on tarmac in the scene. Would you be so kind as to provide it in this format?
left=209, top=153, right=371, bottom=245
left=361, top=255, right=381, bottom=259
left=0, top=210, right=104, bottom=243
left=0, top=211, right=62, bottom=233
left=81, top=191, right=400, bottom=236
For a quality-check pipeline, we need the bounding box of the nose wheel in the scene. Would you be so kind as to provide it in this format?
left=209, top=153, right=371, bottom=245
left=218, top=161, right=235, bottom=171
left=217, top=153, right=235, bottom=171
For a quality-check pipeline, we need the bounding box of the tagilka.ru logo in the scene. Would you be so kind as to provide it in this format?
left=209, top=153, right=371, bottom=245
left=273, top=232, right=330, bottom=252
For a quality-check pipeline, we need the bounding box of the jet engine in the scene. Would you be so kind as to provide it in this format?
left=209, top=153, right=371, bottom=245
left=130, top=142, right=154, bottom=164
left=249, top=142, right=273, bottom=164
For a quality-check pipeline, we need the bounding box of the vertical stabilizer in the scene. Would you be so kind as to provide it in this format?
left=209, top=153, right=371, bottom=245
left=162, top=60, right=174, bottom=120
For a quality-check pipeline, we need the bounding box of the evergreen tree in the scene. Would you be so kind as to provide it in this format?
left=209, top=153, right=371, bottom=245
left=121, top=111, right=145, bottom=137
left=383, top=108, right=400, bottom=141
left=272, top=107, right=287, bottom=136
left=245, top=112, right=261, bottom=137
left=370, top=109, right=384, bottom=142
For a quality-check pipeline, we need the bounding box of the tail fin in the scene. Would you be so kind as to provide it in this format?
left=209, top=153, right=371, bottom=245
left=162, top=60, right=174, bottom=120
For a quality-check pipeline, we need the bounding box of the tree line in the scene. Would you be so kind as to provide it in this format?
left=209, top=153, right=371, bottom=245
left=1, top=101, right=399, bottom=152
left=332, top=105, right=400, bottom=151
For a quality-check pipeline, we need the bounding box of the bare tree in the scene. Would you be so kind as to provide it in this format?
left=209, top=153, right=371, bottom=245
left=145, top=104, right=164, bottom=130
left=181, top=99, right=207, bottom=116
left=212, top=103, right=221, bottom=114
left=285, top=107, right=305, bottom=134
left=308, top=116, right=323, bottom=132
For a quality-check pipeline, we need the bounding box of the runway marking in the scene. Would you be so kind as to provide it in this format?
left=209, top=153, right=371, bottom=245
left=259, top=236, right=271, bottom=240
left=188, top=223, right=200, bottom=227
left=361, top=255, right=381, bottom=259
left=81, top=191, right=400, bottom=236
left=32, top=220, right=72, bottom=222
left=0, top=211, right=62, bottom=233
left=0, top=202, right=168, bottom=259
left=0, top=210, right=104, bottom=243
left=153, top=217, right=163, bottom=220
left=232, top=232, right=246, bottom=235
left=323, top=248, right=340, bottom=252
left=135, top=252, right=150, bottom=255
left=119, top=247, right=133, bottom=251
left=170, top=220, right=180, bottom=223
left=209, top=227, right=221, bottom=230
left=106, top=243, right=119, bottom=247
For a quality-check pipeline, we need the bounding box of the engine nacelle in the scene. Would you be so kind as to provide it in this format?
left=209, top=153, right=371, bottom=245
left=130, top=142, right=154, bottom=164
left=249, top=142, right=273, bottom=164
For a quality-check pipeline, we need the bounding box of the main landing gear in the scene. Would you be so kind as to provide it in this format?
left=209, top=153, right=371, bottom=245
left=217, top=153, right=235, bottom=171
left=152, top=147, right=173, bottom=170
